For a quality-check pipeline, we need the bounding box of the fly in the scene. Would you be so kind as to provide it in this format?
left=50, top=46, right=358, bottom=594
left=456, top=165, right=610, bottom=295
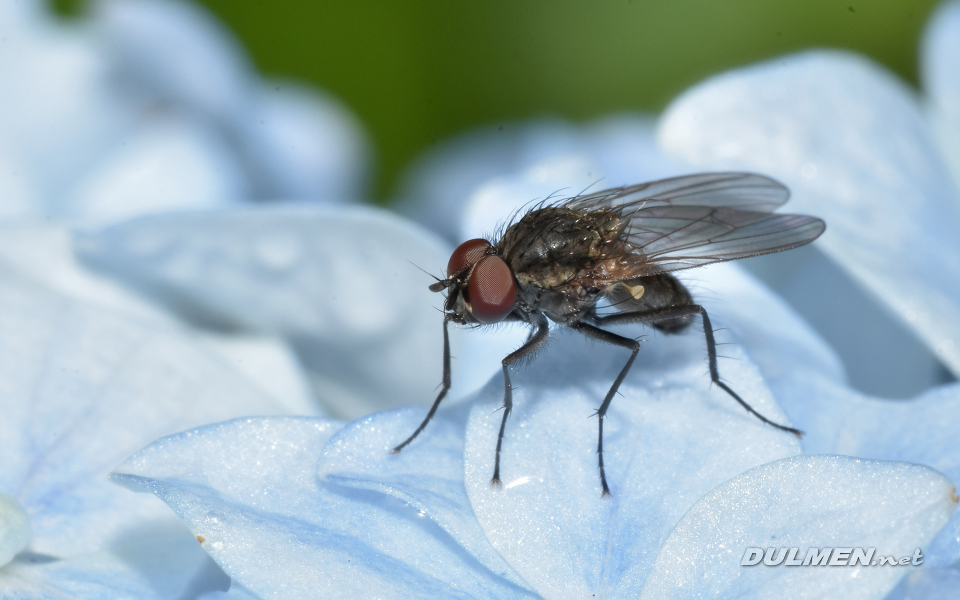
left=391, top=172, right=826, bottom=497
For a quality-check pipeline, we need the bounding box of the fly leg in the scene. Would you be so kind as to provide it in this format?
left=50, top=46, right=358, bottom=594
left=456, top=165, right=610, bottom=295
left=569, top=321, right=639, bottom=497
left=491, top=314, right=550, bottom=489
left=591, top=304, right=803, bottom=437
left=391, top=315, right=454, bottom=454
left=525, top=326, right=538, bottom=342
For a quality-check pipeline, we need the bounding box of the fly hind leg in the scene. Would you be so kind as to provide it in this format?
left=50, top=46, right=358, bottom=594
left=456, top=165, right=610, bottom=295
left=590, top=304, right=803, bottom=437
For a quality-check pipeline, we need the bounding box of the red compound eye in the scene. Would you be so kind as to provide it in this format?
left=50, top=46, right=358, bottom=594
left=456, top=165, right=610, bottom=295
left=447, top=238, right=491, bottom=276
left=467, top=255, right=516, bottom=323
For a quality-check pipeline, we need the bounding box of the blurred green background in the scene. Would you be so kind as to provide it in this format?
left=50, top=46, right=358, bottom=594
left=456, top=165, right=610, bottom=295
left=57, top=0, right=942, bottom=200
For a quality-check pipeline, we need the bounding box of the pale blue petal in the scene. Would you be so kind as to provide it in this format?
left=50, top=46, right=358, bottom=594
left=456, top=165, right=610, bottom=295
left=885, top=567, right=960, bottom=600
left=94, top=0, right=254, bottom=122
left=199, top=587, right=261, bottom=600
left=395, top=119, right=585, bottom=241
left=396, top=116, right=686, bottom=243
left=0, top=145, right=38, bottom=218
left=65, top=118, right=248, bottom=226
left=0, top=2, right=136, bottom=215
left=769, top=377, right=960, bottom=566
left=580, top=113, right=690, bottom=185
left=0, top=270, right=295, bottom=558
left=697, top=262, right=960, bottom=565
left=0, top=494, right=31, bottom=565
left=462, top=153, right=603, bottom=240
left=196, top=332, right=322, bottom=415
left=75, top=205, right=460, bottom=420
left=95, top=1, right=369, bottom=205
left=924, top=0, right=960, bottom=119
left=922, top=0, right=960, bottom=184
left=457, top=118, right=687, bottom=243
left=236, top=82, right=370, bottom=202
left=659, top=50, right=960, bottom=378
left=639, top=455, right=957, bottom=600
left=698, top=262, right=960, bottom=567
left=443, top=321, right=532, bottom=411
left=319, top=408, right=536, bottom=594
left=464, top=327, right=801, bottom=599
left=114, top=416, right=536, bottom=599
left=0, top=223, right=318, bottom=414
left=689, top=262, right=846, bottom=384
left=783, top=380, right=960, bottom=479
left=696, top=265, right=960, bottom=566
left=0, top=524, right=215, bottom=600
left=0, top=0, right=44, bottom=24
left=742, top=241, right=947, bottom=398
left=0, top=223, right=175, bottom=326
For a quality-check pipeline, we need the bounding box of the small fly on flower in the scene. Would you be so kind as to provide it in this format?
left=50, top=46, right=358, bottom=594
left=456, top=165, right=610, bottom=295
left=392, top=172, right=825, bottom=497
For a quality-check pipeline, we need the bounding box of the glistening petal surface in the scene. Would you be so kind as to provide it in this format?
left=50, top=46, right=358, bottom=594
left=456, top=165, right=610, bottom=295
left=639, top=455, right=957, bottom=600
left=319, top=408, right=535, bottom=593
left=114, top=416, right=539, bottom=599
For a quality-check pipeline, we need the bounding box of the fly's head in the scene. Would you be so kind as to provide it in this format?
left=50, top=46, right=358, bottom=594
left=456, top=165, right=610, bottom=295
left=430, top=238, right=517, bottom=325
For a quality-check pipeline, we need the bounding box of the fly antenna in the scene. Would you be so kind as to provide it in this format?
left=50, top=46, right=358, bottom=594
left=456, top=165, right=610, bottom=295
left=408, top=260, right=443, bottom=283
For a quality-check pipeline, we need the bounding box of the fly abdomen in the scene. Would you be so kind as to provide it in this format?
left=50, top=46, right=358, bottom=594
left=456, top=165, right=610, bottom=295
left=606, top=273, right=694, bottom=333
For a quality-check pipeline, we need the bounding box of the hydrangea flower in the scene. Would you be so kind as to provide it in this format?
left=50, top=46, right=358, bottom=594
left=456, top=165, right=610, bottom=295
left=3, top=1, right=960, bottom=599
left=104, top=5, right=960, bottom=600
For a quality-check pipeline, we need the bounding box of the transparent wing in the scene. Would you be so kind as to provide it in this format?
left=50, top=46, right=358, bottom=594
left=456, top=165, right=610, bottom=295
left=564, top=172, right=790, bottom=214
left=623, top=205, right=825, bottom=276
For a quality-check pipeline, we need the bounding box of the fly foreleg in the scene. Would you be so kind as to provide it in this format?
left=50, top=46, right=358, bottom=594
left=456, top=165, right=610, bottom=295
left=391, top=315, right=454, bottom=454
left=492, top=314, right=550, bottom=489
left=569, top=321, right=640, bottom=497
